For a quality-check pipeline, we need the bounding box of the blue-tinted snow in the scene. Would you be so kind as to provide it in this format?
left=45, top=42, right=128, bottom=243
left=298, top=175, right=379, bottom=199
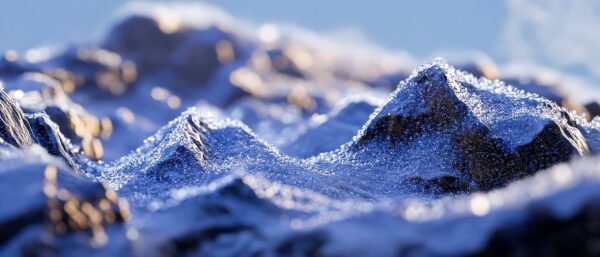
left=0, top=3, right=599, bottom=257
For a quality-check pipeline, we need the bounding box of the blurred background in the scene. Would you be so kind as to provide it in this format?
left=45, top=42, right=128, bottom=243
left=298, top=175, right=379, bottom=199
left=0, top=0, right=598, bottom=99
left=1, top=0, right=599, bottom=161
left=0, top=0, right=505, bottom=56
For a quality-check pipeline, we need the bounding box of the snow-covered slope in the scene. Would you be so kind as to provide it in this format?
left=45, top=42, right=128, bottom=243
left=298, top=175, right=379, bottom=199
left=1, top=4, right=600, bottom=257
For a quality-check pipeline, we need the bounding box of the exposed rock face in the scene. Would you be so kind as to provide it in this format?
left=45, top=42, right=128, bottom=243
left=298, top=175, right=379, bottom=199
left=0, top=90, right=35, bottom=148
left=355, top=63, right=588, bottom=190
left=0, top=88, right=81, bottom=169
left=26, top=113, right=79, bottom=168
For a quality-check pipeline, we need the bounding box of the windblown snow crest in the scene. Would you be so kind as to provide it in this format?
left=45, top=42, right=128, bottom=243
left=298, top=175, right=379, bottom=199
left=1, top=5, right=600, bottom=256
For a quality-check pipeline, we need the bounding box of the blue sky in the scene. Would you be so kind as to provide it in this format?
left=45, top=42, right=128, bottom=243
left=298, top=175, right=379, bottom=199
left=0, top=0, right=505, bottom=58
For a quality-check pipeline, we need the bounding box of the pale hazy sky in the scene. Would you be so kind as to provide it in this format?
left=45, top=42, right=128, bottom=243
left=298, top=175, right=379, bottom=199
left=0, top=0, right=505, bottom=57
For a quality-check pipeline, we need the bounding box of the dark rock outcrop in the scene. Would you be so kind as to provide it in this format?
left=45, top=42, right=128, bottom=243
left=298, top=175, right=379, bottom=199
left=355, top=63, right=588, bottom=190
left=0, top=88, right=80, bottom=168
left=0, top=90, right=35, bottom=148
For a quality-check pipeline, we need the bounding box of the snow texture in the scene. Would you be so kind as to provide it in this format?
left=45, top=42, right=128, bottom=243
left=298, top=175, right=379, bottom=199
left=0, top=3, right=600, bottom=257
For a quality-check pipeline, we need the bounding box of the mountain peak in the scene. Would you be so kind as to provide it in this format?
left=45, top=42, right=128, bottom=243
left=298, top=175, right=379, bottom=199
left=358, top=61, right=467, bottom=145
left=350, top=60, right=588, bottom=189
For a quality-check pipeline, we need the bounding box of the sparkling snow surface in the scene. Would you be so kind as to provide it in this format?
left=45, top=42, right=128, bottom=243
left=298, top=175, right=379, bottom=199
left=0, top=3, right=600, bottom=257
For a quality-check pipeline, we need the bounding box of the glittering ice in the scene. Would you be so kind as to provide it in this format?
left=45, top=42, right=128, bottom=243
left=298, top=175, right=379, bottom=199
left=1, top=3, right=600, bottom=256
